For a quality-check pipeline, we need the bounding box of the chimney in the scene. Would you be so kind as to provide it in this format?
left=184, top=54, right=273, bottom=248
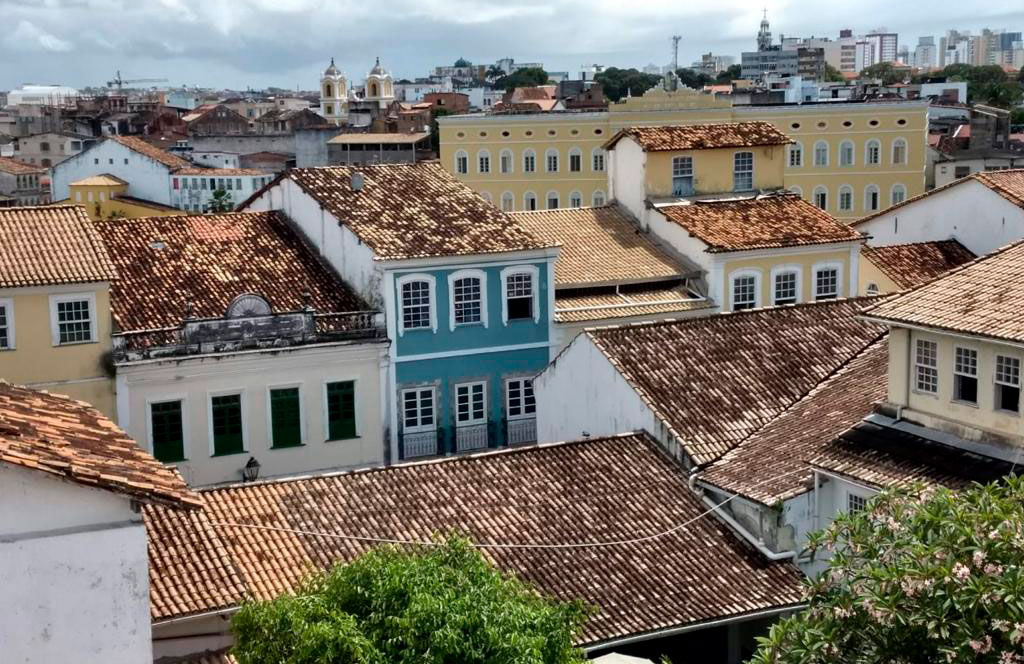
left=351, top=172, right=364, bottom=191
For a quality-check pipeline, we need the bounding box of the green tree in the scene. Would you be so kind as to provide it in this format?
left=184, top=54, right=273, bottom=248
left=208, top=188, right=233, bottom=213
left=860, top=62, right=903, bottom=85
left=592, top=67, right=663, bottom=102
left=715, top=64, right=743, bottom=83
left=232, top=537, right=591, bottom=664
left=940, top=64, right=1023, bottom=108
left=823, top=63, right=845, bottom=83
left=1011, top=107, right=1024, bottom=126
left=494, top=67, right=550, bottom=92
left=675, top=68, right=713, bottom=89
left=430, top=107, right=451, bottom=152
left=751, top=477, right=1024, bottom=664
left=485, top=64, right=505, bottom=81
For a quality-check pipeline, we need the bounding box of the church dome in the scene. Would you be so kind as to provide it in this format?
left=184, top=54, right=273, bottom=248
left=324, top=58, right=341, bottom=77
left=368, top=57, right=389, bottom=78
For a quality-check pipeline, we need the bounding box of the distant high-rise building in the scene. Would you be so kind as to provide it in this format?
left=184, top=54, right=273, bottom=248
left=864, top=29, right=899, bottom=65
left=914, top=36, right=937, bottom=70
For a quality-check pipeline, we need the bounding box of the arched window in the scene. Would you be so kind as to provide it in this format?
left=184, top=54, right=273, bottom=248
left=838, top=185, right=853, bottom=212
left=771, top=266, right=801, bottom=306
left=813, top=141, right=829, bottom=167
left=501, top=191, right=514, bottom=212
left=477, top=149, right=490, bottom=174
left=865, top=184, right=880, bottom=212
left=839, top=140, right=854, bottom=166
left=544, top=148, right=559, bottom=173
left=523, top=149, right=536, bottom=173
left=480, top=191, right=493, bottom=203
left=369, top=83, right=378, bottom=97
left=865, top=283, right=880, bottom=295
left=592, top=190, right=606, bottom=206
left=813, top=186, right=828, bottom=210
left=592, top=148, right=605, bottom=172
left=454, top=150, right=468, bottom=175
left=499, top=149, right=513, bottom=174
left=568, top=147, right=582, bottom=172
left=397, top=274, right=437, bottom=334
left=448, top=269, right=488, bottom=330
left=524, top=192, right=537, bottom=211
left=892, top=138, right=907, bottom=165
left=41, top=158, right=51, bottom=168
left=891, top=183, right=907, bottom=205
left=672, top=156, right=694, bottom=196
left=729, top=269, right=762, bottom=311
left=569, top=191, right=582, bottom=208
left=812, top=262, right=842, bottom=300
left=324, top=83, right=333, bottom=97
left=788, top=142, right=802, bottom=168
left=789, top=185, right=803, bottom=197
left=546, top=191, right=559, bottom=209
left=865, top=139, right=881, bottom=165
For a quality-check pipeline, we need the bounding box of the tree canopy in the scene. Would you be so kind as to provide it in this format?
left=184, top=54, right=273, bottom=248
left=940, top=63, right=1023, bottom=108
left=823, top=63, right=845, bottom=83
left=751, top=477, right=1024, bottom=664
left=715, top=64, right=743, bottom=83
left=675, top=68, right=713, bottom=90
left=231, top=537, right=591, bottom=664
left=859, top=62, right=904, bottom=85
left=494, top=67, right=551, bottom=92
left=593, top=67, right=663, bottom=101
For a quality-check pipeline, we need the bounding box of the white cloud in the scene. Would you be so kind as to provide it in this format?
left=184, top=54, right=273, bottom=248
left=8, top=20, right=73, bottom=52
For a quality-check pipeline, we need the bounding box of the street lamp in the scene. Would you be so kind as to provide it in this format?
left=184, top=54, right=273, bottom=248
left=242, top=457, right=261, bottom=482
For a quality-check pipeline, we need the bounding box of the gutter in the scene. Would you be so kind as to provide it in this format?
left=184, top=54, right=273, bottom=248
left=152, top=606, right=239, bottom=628
left=583, top=604, right=805, bottom=653
left=700, top=494, right=797, bottom=562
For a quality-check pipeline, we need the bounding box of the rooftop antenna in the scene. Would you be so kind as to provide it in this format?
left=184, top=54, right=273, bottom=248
left=672, top=35, right=681, bottom=74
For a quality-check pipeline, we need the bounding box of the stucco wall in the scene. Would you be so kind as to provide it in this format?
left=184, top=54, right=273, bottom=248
left=116, top=341, right=388, bottom=486
left=858, top=255, right=900, bottom=294
left=0, top=465, right=151, bottom=664
left=718, top=246, right=859, bottom=311
left=643, top=144, right=784, bottom=196
left=855, top=179, right=1024, bottom=256
left=52, top=139, right=173, bottom=204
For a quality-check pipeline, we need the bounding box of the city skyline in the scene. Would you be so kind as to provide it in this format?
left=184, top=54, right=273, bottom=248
left=2, top=0, right=1023, bottom=90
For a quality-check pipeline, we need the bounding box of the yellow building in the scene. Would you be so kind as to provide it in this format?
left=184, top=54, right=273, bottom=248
left=53, top=175, right=186, bottom=221
left=437, top=86, right=928, bottom=221
left=0, top=205, right=118, bottom=416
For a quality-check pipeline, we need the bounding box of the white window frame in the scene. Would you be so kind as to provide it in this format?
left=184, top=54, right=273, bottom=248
left=672, top=155, right=694, bottom=196
left=477, top=149, right=491, bottom=174
left=523, top=149, right=536, bottom=173
left=544, top=148, right=559, bottom=173
left=401, top=386, right=437, bottom=434
left=396, top=273, right=437, bottom=336
left=865, top=282, right=879, bottom=295
left=454, top=150, right=468, bottom=175
left=545, top=190, right=559, bottom=209
left=838, top=185, right=854, bottom=212
left=812, top=262, right=842, bottom=300
left=500, top=265, right=541, bottom=325
left=891, top=138, right=907, bottom=165
left=505, top=377, right=536, bottom=420
left=454, top=381, right=487, bottom=426
left=523, top=191, right=538, bottom=211
left=890, top=183, right=907, bottom=206
left=500, top=191, right=515, bottom=212
left=591, top=148, right=605, bottom=172
left=838, top=140, right=854, bottom=167
left=49, top=292, right=97, bottom=346
left=568, top=147, right=583, bottom=173
left=953, top=345, right=979, bottom=405
left=770, top=266, right=801, bottom=306
left=914, top=338, right=939, bottom=395
left=206, top=388, right=248, bottom=457
left=146, top=395, right=189, bottom=461
left=447, top=268, right=488, bottom=331
left=728, top=269, right=761, bottom=311
left=265, top=382, right=307, bottom=448
left=789, top=185, right=802, bottom=197
left=813, top=140, right=829, bottom=167
left=812, top=185, right=828, bottom=210
left=592, top=190, right=606, bottom=206
left=498, top=149, right=513, bottom=174
left=864, top=185, right=880, bottom=212
left=0, top=298, right=14, bottom=350
left=995, top=354, right=1021, bottom=414
left=845, top=486, right=874, bottom=513
left=865, top=139, right=881, bottom=165
left=569, top=191, right=583, bottom=208
left=733, top=151, right=754, bottom=191
left=788, top=142, right=802, bottom=168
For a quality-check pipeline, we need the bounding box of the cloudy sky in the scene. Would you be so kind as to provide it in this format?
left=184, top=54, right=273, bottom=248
left=2, top=0, right=1023, bottom=92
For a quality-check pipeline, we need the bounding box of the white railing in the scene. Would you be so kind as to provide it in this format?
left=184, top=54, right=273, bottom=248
left=456, top=424, right=489, bottom=452
left=404, top=430, right=438, bottom=458
left=507, top=417, right=537, bottom=445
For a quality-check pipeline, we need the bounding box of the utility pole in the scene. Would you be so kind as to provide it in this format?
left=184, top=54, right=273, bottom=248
left=670, top=35, right=682, bottom=91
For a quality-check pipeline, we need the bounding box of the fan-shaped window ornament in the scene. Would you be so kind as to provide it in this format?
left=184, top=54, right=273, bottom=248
left=226, top=293, right=272, bottom=318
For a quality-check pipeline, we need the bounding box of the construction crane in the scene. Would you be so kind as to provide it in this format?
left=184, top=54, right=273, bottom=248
left=107, top=70, right=168, bottom=90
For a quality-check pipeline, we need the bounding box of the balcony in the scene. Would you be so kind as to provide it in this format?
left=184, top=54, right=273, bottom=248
left=402, top=429, right=439, bottom=459
left=506, top=417, right=537, bottom=445
left=455, top=423, right=489, bottom=452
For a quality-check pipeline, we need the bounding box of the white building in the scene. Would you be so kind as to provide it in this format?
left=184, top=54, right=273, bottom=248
left=853, top=169, right=1024, bottom=255
left=0, top=382, right=199, bottom=664
left=99, top=210, right=390, bottom=487
left=6, top=84, right=78, bottom=106
left=915, top=36, right=937, bottom=70
left=319, top=58, right=349, bottom=125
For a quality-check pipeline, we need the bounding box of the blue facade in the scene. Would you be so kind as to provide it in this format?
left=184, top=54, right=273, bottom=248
left=388, top=257, right=553, bottom=460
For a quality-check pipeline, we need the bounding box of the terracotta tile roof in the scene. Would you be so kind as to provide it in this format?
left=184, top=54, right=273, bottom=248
left=326, top=132, right=429, bottom=145
left=511, top=206, right=685, bottom=287
left=71, top=174, right=128, bottom=186
left=658, top=194, right=864, bottom=253
left=174, top=168, right=270, bottom=176
left=861, top=240, right=975, bottom=289
left=862, top=238, right=1024, bottom=344
left=270, top=163, right=554, bottom=260
left=0, top=382, right=200, bottom=509
left=810, top=420, right=1015, bottom=490
left=94, top=211, right=366, bottom=332
left=555, top=285, right=712, bottom=323
left=144, top=433, right=804, bottom=644
left=605, top=122, right=792, bottom=152
left=853, top=169, right=1024, bottom=227
left=584, top=298, right=886, bottom=465
left=110, top=135, right=190, bottom=170
left=700, top=340, right=888, bottom=505
left=0, top=156, right=44, bottom=174
left=155, top=649, right=237, bottom=664
left=0, top=205, right=117, bottom=288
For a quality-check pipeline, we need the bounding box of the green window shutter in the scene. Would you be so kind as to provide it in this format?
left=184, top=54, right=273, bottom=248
left=150, top=400, right=185, bottom=462
left=211, top=394, right=244, bottom=456
left=270, top=387, right=302, bottom=448
left=326, top=381, right=357, bottom=440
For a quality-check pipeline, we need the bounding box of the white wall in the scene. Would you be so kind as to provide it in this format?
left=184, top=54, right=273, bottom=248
left=609, top=137, right=647, bottom=219
left=52, top=139, right=173, bottom=204
left=116, top=341, right=389, bottom=486
left=856, top=179, right=1024, bottom=255
left=170, top=172, right=272, bottom=212
left=0, top=464, right=151, bottom=664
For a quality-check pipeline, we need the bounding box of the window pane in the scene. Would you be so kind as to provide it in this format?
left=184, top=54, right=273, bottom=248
left=151, top=401, right=185, bottom=462
left=915, top=340, right=938, bottom=393
left=815, top=268, right=838, bottom=300
left=57, top=299, right=92, bottom=343
left=774, top=272, right=797, bottom=305
left=270, top=388, right=302, bottom=448
left=733, top=152, right=753, bottom=191
left=211, top=394, right=244, bottom=455
left=733, top=275, right=756, bottom=310
left=996, top=356, right=1021, bottom=411
left=327, top=381, right=357, bottom=440
left=506, top=273, right=533, bottom=320
left=0, top=304, right=8, bottom=349
left=453, top=277, right=482, bottom=324
left=402, top=281, right=431, bottom=329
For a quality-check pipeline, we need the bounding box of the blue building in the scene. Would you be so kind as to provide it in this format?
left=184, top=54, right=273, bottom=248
left=243, top=162, right=558, bottom=461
